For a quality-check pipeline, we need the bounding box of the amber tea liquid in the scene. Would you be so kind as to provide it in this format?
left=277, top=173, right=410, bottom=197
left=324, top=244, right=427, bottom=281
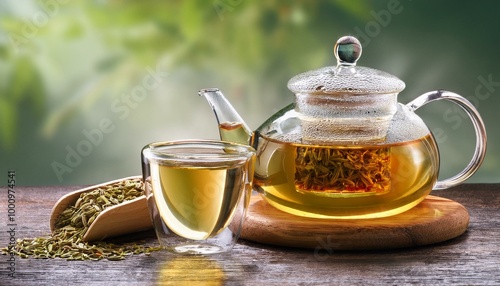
left=253, top=134, right=439, bottom=218
left=149, top=160, right=249, bottom=240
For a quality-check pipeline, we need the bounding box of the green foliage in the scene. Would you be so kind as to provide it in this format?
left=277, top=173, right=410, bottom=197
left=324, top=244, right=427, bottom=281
left=0, top=54, right=45, bottom=149
left=0, top=0, right=369, bottom=148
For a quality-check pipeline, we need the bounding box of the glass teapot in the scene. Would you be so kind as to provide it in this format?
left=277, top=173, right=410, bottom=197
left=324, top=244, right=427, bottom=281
left=199, top=36, right=487, bottom=219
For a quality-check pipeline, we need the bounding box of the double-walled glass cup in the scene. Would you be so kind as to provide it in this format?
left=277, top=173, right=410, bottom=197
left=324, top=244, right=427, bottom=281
left=141, top=140, right=255, bottom=254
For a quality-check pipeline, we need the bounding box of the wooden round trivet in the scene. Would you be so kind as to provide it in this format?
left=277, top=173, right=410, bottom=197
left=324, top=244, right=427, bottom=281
left=240, top=195, right=469, bottom=250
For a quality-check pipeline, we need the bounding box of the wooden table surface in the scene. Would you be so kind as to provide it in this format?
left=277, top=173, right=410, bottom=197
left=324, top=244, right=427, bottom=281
left=1, top=183, right=499, bottom=285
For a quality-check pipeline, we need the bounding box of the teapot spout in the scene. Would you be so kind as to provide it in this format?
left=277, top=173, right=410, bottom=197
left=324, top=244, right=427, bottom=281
left=198, top=88, right=253, bottom=145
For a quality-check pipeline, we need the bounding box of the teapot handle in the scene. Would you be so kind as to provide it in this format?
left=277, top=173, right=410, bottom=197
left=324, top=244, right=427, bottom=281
left=406, top=90, right=487, bottom=190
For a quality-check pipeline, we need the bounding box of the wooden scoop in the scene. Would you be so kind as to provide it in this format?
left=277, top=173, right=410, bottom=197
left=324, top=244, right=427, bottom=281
left=50, top=176, right=153, bottom=242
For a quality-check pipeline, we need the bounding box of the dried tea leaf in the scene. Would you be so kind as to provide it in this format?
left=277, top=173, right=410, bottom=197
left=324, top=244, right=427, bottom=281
left=295, top=147, right=391, bottom=193
left=1, top=178, right=161, bottom=261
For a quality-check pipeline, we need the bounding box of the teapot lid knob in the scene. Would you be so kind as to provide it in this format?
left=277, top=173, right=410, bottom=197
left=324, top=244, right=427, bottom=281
left=334, top=36, right=362, bottom=66
left=287, top=35, right=405, bottom=94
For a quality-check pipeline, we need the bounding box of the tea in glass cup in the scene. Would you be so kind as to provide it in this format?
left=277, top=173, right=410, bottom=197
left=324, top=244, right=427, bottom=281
left=141, top=140, right=255, bottom=254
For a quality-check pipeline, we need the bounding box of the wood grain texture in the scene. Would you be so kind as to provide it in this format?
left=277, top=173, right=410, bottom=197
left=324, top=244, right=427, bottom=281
left=1, top=184, right=499, bottom=285
left=49, top=176, right=152, bottom=242
left=83, top=195, right=151, bottom=241
left=240, top=195, right=469, bottom=250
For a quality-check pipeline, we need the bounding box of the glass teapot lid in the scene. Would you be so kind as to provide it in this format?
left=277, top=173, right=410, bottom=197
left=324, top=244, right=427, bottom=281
left=287, top=36, right=405, bottom=95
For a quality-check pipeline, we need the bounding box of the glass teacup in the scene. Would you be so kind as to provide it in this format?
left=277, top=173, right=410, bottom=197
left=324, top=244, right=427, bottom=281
left=141, top=140, right=255, bottom=254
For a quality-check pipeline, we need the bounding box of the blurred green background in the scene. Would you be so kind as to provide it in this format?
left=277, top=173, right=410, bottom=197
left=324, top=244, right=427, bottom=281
left=0, top=0, right=498, bottom=186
